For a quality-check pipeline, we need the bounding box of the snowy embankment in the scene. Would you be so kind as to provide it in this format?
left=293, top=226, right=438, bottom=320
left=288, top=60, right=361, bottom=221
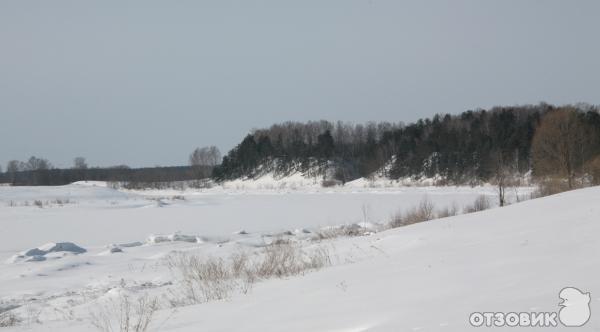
left=134, top=187, right=600, bottom=331
left=1, top=183, right=596, bottom=330
left=200, top=159, right=532, bottom=192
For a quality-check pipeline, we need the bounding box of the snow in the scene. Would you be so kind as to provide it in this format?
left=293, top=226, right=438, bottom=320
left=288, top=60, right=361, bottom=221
left=0, top=182, right=529, bottom=254
left=0, top=181, right=596, bottom=331
left=8, top=242, right=87, bottom=263
left=146, top=233, right=200, bottom=244
left=221, top=171, right=322, bottom=190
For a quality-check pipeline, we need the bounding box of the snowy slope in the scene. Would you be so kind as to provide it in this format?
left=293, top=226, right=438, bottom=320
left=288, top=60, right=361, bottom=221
left=1, top=185, right=597, bottom=331
left=139, top=186, right=600, bottom=331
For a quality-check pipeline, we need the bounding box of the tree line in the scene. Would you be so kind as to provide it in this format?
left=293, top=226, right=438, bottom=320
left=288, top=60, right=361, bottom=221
left=0, top=156, right=214, bottom=186
left=213, top=103, right=600, bottom=185
left=2, top=103, right=599, bottom=187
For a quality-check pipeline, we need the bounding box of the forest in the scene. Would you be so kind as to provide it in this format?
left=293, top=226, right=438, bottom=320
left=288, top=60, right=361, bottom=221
left=214, top=103, right=600, bottom=186
left=2, top=103, right=600, bottom=187
left=0, top=164, right=211, bottom=187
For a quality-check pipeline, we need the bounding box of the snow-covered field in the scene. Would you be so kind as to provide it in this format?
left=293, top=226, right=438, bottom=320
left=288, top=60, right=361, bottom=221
left=0, top=181, right=526, bottom=254
left=1, top=182, right=597, bottom=331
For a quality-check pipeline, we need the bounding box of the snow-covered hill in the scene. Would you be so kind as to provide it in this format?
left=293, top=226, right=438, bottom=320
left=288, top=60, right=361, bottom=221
left=0, top=184, right=597, bottom=331
left=135, top=186, right=600, bottom=331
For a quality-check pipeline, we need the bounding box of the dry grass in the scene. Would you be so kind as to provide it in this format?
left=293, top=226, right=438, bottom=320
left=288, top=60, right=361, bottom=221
left=311, top=224, right=370, bottom=241
left=89, top=293, right=159, bottom=332
left=165, top=242, right=331, bottom=306
left=256, top=242, right=330, bottom=278
left=388, top=194, right=494, bottom=229
left=389, top=197, right=435, bottom=227
left=530, top=178, right=573, bottom=198
left=165, top=254, right=234, bottom=303
left=463, top=195, right=491, bottom=213
left=436, top=202, right=459, bottom=218
left=7, top=199, right=74, bottom=208
left=0, top=311, right=20, bottom=327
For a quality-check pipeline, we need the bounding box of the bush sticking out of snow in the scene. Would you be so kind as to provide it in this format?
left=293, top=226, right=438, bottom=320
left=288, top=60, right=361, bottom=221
left=387, top=195, right=494, bottom=229
left=165, top=242, right=331, bottom=306
left=531, top=178, right=573, bottom=198
left=256, top=242, right=331, bottom=279
left=89, top=293, right=158, bottom=332
left=0, top=311, right=20, bottom=327
left=436, top=202, right=460, bottom=219
left=389, top=197, right=436, bottom=228
left=311, top=224, right=375, bottom=241
left=167, top=254, right=234, bottom=303
left=463, top=195, right=491, bottom=214
left=6, top=199, right=76, bottom=208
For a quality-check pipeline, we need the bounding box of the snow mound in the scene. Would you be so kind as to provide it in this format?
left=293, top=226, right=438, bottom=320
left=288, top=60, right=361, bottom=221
left=294, top=228, right=311, bottom=234
left=221, top=171, right=322, bottom=191
left=118, top=241, right=143, bottom=248
left=314, top=223, right=379, bottom=238
left=37, top=242, right=87, bottom=254
left=71, top=181, right=109, bottom=187
left=9, top=242, right=87, bottom=263
left=146, top=233, right=200, bottom=244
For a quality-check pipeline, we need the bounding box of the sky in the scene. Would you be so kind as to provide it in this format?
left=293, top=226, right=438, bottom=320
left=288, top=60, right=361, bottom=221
left=1, top=0, right=599, bottom=168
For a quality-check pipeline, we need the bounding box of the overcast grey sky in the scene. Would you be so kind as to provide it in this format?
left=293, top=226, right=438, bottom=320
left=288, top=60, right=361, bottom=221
left=1, top=1, right=599, bottom=168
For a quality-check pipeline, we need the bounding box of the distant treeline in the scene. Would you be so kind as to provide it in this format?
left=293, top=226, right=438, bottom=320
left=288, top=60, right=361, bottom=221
left=3, top=103, right=600, bottom=187
left=214, top=103, right=600, bottom=185
left=0, top=165, right=212, bottom=186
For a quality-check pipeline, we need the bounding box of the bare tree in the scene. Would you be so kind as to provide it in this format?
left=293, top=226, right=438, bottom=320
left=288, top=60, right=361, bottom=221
left=189, top=146, right=221, bottom=179
left=490, top=150, right=514, bottom=207
left=531, top=108, right=587, bottom=189
left=6, top=160, right=25, bottom=173
left=25, top=156, right=52, bottom=171
left=6, top=160, right=26, bottom=183
left=586, top=155, right=600, bottom=185
left=189, top=146, right=221, bottom=167
left=73, top=157, right=88, bottom=169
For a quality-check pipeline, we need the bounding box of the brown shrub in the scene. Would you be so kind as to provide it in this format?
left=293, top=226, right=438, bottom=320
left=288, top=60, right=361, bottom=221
left=389, top=197, right=436, bottom=228
left=436, top=203, right=459, bottom=218
left=464, top=195, right=491, bottom=214
left=89, top=293, right=158, bottom=332
left=531, top=178, right=572, bottom=198
left=586, top=155, right=600, bottom=185
left=165, top=243, right=331, bottom=305
left=0, top=311, right=20, bottom=327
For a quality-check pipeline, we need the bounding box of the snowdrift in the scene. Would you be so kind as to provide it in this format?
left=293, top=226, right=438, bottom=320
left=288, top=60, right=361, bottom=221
left=9, top=242, right=86, bottom=263
left=146, top=186, right=600, bottom=331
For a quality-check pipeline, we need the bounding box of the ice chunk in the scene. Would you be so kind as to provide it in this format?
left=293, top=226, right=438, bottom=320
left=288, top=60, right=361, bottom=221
left=9, top=242, right=86, bottom=263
